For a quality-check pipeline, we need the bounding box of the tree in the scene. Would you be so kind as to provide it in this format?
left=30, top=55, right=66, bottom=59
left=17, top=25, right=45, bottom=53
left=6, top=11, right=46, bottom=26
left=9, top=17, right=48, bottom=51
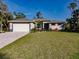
left=0, top=0, right=13, bottom=32
left=37, top=21, right=43, bottom=31
left=68, top=2, right=77, bottom=11
left=66, top=2, right=78, bottom=31
left=74, top=0, right=79, bottom=3
left=5, top=12, right=13, bottom=20
left=66, top=9, right=79, bottom=31
left=35, top=11, right=44, bottom=31
left=2, top=12, right=13, bottom=31
left=14, top=12, right=26, bottom=19
left=66, top=18, right=73, bottom=31
left=36, top=11, right=43, bottom=19
left=73, top=9, right=79, bottom=30
left=0, top=12, right=4, bottom=32
left=0, top=0, right=8, bottom=12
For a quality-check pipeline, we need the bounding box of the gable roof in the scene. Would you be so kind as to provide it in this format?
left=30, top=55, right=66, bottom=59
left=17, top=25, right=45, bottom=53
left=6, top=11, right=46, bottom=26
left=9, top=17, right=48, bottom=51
left=33, top=18, right=51, bottom=22
left=50, top=20, right=65, bottom=23
left=8, top=18, right=65, bottom=23
left=8, top=18, right=33, bottom=23
left=33, top=18, right=65, bottom=23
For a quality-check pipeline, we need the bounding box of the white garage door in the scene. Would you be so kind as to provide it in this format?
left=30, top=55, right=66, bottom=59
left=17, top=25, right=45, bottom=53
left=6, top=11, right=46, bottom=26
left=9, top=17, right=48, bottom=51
left=13, top=23, right=30, bottom=32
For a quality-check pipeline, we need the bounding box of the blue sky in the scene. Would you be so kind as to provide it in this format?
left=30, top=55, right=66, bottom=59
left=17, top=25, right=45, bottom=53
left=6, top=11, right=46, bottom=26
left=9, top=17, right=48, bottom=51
left=3, top=0, right=73, bottom=20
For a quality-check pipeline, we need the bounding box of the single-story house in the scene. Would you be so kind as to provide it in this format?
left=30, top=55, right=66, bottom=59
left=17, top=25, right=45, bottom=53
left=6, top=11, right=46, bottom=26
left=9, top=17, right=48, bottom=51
left=8, top=18, right=65, bottom=32
left=8, top=18, right=35, bottom=33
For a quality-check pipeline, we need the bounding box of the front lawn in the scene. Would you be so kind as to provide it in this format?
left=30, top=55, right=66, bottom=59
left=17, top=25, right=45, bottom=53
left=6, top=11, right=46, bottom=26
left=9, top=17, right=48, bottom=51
left=0, top=32, right=79, bottom=59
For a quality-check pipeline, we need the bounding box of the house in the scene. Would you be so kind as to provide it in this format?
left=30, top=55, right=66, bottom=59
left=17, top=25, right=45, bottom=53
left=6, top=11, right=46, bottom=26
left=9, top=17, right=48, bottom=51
left=8, top=18, right=65, bottom=32
left=8, top=18, right=35, bottom=33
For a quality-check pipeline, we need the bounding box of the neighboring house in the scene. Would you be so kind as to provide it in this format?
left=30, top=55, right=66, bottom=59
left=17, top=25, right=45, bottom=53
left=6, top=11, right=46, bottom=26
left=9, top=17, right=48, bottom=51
left=8, top=18, right=35, bottom=33
left=8, top=18, right=65, bottom=32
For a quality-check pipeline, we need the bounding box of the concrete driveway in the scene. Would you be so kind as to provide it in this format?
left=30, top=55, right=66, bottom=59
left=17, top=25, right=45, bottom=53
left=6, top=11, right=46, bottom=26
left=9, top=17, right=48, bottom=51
left=0, top=32, right=28, bottom=49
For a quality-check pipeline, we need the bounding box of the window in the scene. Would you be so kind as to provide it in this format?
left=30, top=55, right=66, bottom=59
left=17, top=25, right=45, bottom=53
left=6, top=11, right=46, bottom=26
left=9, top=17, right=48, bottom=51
left=51, top=23, right=55, bottom=25
left=58, top=23, right=62, bottom=25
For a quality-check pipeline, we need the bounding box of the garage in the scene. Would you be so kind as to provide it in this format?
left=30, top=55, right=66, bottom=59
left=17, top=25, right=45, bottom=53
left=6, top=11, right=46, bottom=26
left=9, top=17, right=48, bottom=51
left=13, top=23, right=30, bottom=32
left=8, top=19, right=34, bottom=33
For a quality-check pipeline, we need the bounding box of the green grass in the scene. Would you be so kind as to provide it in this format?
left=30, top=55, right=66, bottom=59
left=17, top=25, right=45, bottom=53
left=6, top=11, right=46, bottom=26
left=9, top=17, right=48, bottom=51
left=0, top=31, right=79, bottom=59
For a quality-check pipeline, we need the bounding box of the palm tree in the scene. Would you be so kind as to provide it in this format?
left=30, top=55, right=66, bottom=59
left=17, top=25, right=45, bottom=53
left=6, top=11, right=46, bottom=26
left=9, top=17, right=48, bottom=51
left=67, top=2, right=77, bottom=31
left=74, top=0, right=79, bottom=3
left=68, top=2, right=77, bottom=11
left=36, top=11, right=43, bottom=19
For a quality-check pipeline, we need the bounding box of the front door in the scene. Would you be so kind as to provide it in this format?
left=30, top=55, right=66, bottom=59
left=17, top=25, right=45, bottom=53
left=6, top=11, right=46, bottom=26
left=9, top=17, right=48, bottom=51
left=44, top=23, right=49, bottom=30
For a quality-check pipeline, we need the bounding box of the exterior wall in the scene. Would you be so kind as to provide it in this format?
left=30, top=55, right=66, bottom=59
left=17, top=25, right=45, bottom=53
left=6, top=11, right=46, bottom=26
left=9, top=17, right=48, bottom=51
left=50, top=23, right=63, bottom=30
left=30, top=23, right=35, bottom=29
left=9, top=23, right=30, bottom=33
left=43, top=22, right=49, bottom=29
left=9, top=22, right=64, bottom=32
left=9, top=23, right=13, bottom=31
left=0, top=24, right=1, bottom=32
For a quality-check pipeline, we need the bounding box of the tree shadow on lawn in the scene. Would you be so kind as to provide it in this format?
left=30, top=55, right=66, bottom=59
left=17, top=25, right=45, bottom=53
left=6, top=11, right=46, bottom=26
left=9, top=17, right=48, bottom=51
left=0, top=52, right=10, bottom=59
left=70, top=53, right=79, bottom=59
left=61, top=30, right=79, bottom=34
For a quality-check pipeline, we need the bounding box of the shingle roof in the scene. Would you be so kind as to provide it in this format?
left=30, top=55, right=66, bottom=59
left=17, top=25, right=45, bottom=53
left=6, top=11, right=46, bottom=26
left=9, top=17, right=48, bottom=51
left=50, top=20, right=65, bottom=23
left=33, top=18, right=51, bottom=22
left=33, top=18, right=65, bottom=23
left=8, top=18, right=65, bottom=23
left=8, top=18, right=33, bottom=23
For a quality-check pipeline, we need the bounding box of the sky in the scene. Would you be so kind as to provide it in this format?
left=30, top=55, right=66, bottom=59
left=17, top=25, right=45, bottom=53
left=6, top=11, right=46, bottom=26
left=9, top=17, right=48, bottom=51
left=3, top=0, right=74, bottom=20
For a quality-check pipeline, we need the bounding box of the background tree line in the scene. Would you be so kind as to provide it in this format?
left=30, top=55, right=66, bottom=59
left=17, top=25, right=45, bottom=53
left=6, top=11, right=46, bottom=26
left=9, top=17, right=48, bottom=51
left=65, top=0, right=79, bottom=32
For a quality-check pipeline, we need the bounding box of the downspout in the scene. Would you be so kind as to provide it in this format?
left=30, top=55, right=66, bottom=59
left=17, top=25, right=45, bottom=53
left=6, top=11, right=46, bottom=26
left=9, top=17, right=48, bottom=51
left=0, top=16, right=3, bottom=32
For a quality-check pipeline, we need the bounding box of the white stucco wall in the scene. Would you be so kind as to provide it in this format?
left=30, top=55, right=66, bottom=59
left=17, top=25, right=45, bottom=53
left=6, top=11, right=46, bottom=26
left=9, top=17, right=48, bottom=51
left=30, top=23, right=35, bottom=29
left=9, top=23, right=13, bottom=31
left=50, top=23, right=63, bottom=30
left=43, top=22, right=48, bottom=29
left=8, top=23, right=30, bottom=33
